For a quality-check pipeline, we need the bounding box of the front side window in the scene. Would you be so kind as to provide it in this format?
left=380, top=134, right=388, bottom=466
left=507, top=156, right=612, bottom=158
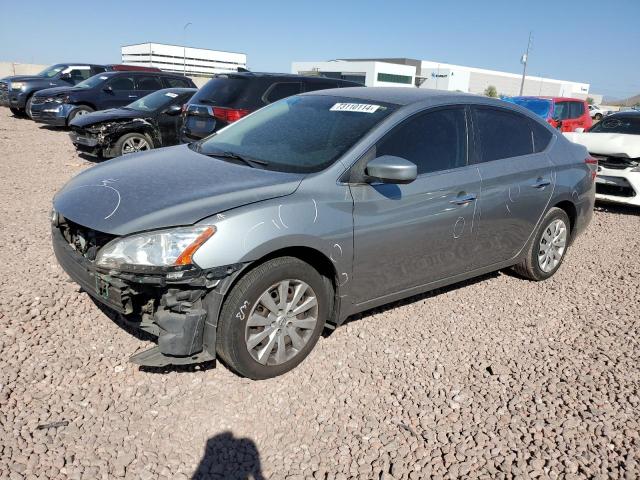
left=264, top=83, right=303, bottom=103
left=474, top=107, right=534, bottom=161
left=375, top=107, right=467, bottom=175
left=195, top=95, right=397, bottom=173
left=37, top=64, right=66, bottom=78
left=108, top=76, right=135, bottom=91
left=553, top=102, right=571, bottom=120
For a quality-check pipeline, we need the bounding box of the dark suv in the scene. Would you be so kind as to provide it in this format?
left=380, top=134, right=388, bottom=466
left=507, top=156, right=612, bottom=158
left=29, top=71, right=196, bottom=126
left=0, top=63, right=110, bottom=116
left=180, top=72, right=362, bottom=142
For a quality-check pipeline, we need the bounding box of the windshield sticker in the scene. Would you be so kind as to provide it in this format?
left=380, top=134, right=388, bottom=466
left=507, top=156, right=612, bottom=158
left=330, top=103, right=381, bottom=113
left=100, top=76, right=108, bottom=80
left=164, top=92, right=179, bottom=98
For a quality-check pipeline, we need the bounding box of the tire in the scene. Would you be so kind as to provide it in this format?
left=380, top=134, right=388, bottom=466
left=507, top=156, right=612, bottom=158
left=9, top=107, right=23, bottom=117
left=25, top=96, right=34, bottom=118
left=216, top=256, right=333, bottom=379
left=594, top=113, right=603, bottom=121
left=67, top=106, right=94, bottom=124
left=512, top=207, right=571, bottom=281
left=114, top=132, right=154, bottom=157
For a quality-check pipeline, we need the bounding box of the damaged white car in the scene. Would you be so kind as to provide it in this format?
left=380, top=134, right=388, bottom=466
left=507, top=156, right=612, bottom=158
left=565, top=111, right=640, bottom=206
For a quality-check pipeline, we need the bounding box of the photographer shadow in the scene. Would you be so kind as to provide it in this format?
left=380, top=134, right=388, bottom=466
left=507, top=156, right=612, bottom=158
left=192, top=431, right=265, bottom=480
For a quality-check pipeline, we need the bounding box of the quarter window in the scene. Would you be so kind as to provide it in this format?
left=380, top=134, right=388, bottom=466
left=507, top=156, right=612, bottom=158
left=375, top=107, right=467, bottom=174
left=530, top=120, right=553, bottom=153
left=264, top=82, right=302, bottom=103
left=474, top=107, right=535, bottom=161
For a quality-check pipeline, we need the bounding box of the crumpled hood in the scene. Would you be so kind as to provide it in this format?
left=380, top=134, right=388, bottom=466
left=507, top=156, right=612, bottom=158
left=70, top=108, right=147, bottom=128
left=53, top=144, right=304, bottom=235
left=564, top=132, right=640, bottom=158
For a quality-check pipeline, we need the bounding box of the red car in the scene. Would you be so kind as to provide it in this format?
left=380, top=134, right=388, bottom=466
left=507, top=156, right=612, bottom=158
left=504, top=96, right=593, bottom=132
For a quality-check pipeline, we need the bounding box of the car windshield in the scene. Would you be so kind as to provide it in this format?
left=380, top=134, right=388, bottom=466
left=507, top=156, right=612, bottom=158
left=194, top=95, right=398, bottom=173
left=588, top=116, right=640, bottom=135
left=127, top=90, right=180, bottom=112
left=75, top=74, right=109, bottom=89
left=505, top=97, right=552, bottom=118
left=37, top=64, right=66, bottom=78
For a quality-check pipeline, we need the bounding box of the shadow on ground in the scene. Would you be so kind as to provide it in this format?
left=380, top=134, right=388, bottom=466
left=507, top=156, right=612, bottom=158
left=595, top=201, right=640, bottom=217
left=191, top=432, right=265, bottom=480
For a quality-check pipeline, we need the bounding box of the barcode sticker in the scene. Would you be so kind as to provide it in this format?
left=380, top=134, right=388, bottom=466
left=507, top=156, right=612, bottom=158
left=330, top=103, right=381, bottom=113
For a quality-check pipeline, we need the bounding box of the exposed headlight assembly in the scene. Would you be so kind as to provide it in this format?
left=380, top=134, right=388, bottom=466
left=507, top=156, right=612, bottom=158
left=10, top=81, right=26, bottom=90
left=95, top=226, right=215, bottom=269
left=47, top=94, right=70, bottom=104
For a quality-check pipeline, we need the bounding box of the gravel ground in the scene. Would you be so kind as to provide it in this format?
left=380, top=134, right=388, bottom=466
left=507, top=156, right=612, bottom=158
left=0, top=108, right=639, bottom=480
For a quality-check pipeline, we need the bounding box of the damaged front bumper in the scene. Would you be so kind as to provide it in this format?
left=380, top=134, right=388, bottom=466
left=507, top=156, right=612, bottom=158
left=52, top=224, right=243, bottom=367
left=30, top=101, right=72, bottom=126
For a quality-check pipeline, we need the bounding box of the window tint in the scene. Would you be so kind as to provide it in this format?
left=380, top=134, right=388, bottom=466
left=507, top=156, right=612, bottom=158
left=67, top=68, right=92, bottom=82
left=530, top=120, right=553, bottom=153
left=304, top=81, right=338, bottom=92
left=264, top=82, right=302, bottom=103
left=165, top=77, right=191, bottom=88
left=474, top=107, right=533, bottom=161
left=108, top=76, right=135, bottom=91
left=569, top=101, right=585, bottom=118
left=376, top=107, right=467, bottom=174
left=136, top=76, right=163, bottom=90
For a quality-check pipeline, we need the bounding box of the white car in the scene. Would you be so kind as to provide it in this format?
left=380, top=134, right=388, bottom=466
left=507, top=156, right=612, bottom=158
left=588, top=104, right=605, bottom=120
left=564, top=112, right=640, bottom=206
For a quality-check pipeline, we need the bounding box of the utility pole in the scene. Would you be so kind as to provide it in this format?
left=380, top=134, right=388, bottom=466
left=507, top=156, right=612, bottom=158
left=183, top=22, right=192, bottom=77
left=519, top=31, right=532, bottom=96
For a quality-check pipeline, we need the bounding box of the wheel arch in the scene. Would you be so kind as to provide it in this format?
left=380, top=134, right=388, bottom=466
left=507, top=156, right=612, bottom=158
left=552, top=199, right=577, bottom=236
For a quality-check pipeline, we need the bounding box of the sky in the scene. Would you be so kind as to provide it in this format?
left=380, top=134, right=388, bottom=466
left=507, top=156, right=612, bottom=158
left=1, top=0, right=638, bottom=99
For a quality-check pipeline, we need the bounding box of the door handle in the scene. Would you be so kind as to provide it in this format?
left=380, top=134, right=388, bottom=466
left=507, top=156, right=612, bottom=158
left=450, top=193, right=477, bottom=205
left=531, top=179, right=551, bottom=189
left=128, top=95, right=138, bottom=98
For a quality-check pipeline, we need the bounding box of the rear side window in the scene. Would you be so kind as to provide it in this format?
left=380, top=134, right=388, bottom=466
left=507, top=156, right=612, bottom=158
left=264, top=82, right=303, bottom=103
left=569, top=101, right=585, bottom=118
left=474, top=107, right=534, bottom=161
left=136, top=76, right=163, bottom=90
left=165, top=77, right=192, bottom=88
left=530, top=120, right=553, bottom=153
left=304, top=80, right=339, bottom=92
left=67, top=68, right=92, bottom=82
left=108, top=76, right=135, bottom=91
left=376, top=107, right=467, bottom=175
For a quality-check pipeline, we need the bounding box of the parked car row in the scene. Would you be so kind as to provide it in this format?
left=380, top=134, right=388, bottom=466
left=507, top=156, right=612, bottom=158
left=503, top=96, right=593, bottom=132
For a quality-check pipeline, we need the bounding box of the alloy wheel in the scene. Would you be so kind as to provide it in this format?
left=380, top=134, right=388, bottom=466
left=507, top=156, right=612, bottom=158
left=244, top=279, right=319, bottom=366
left=538, top=218, right=567, bottom=273
left=122, top=136, right=150, bottom=155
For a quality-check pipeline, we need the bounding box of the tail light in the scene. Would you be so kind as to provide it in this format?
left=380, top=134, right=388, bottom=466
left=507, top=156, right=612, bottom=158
left=585, top=155, right=598, bottom=181
left=207, top=106, right=250, bottom=123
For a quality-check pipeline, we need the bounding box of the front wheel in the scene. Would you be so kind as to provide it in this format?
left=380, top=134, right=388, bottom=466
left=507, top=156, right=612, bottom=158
left=216, top=256, right=332, bottom=379
left=512, top=207, right=570, bottom=281
left=9, top=107, right=23, bottom=117
left=114, top=132, right=153, bottom=157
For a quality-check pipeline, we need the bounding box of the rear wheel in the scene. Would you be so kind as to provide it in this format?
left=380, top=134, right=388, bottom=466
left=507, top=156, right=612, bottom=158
left=217, top=256, right=332, bottom=379
left=512, top=207, right=570, bottom=281
left=68, top=106, right=94, bottom=124
left=115, top=133, right=153, bottom=157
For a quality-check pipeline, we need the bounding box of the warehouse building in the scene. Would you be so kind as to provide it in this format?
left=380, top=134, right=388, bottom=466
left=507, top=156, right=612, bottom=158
left=291, top=60, right=416, bottom=88
left=292, top=58, right=596, bottom=101
left=121, top=43, right=247, bottom=77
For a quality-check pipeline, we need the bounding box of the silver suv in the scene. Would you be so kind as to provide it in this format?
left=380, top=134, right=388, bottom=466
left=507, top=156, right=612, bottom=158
left=52, top=88, right=596, bottom=379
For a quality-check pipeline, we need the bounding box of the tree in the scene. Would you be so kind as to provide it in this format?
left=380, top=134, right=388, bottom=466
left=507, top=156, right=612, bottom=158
left=586, top=97, right=594, bottom=105
left=484, top=85, right=498, bottom=98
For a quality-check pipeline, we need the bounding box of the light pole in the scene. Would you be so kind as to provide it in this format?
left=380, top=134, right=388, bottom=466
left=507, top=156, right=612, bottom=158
left=183, top=22, right=192, bottom=77
left=519, top=31, right=532, bottom=96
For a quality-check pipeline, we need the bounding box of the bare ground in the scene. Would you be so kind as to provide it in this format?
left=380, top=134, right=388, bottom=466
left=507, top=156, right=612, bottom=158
left=0, top=109, right=639, bottom=480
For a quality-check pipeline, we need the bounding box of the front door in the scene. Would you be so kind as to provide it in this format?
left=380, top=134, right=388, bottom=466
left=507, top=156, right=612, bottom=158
left=102, top=75, right=137, bottom=109
left=470, top=106, right=555, bottom=268
left=351, top=106, right=481, bottom=304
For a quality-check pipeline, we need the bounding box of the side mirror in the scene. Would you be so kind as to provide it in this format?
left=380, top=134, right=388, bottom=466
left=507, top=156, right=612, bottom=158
left=164, top=104, right=182, bottom=116
left=102, top=85, right=113, bottom=93
left=365, top=155, right=417, bottom=184
left=60, top=72, right=72, bottom=81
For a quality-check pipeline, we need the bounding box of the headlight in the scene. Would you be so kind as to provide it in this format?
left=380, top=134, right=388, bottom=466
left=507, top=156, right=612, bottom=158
left=46, top=95, right=69, bottom=104
left=95, top=226, right=215, bottom=269
left=11, top=81, right=26, bottom=90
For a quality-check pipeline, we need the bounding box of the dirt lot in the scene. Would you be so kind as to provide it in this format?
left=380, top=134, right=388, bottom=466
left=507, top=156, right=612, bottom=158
left=0, top=109, right=639, bottom=480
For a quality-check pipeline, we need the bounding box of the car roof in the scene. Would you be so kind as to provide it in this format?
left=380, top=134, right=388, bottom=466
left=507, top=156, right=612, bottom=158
left=97, top=70, right=186, bottom=78
left=302, top=87, right=477, bottom=106
left=216, top=72, right=359, bottom=83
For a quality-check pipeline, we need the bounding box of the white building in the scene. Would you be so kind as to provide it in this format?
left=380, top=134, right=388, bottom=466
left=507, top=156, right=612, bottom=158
left=121, top=43, right=247, bottom=77
left=291, top=60, right=415, bottom=88
left=291, top=58, right=595, bottom=100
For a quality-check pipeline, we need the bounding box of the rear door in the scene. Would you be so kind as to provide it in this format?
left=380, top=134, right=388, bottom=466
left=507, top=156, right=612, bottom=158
left=470, top=106, right=555, bottom=268
left=102, top=75, right=136, bottom=109
left=351, top=106, right=481, bottom=303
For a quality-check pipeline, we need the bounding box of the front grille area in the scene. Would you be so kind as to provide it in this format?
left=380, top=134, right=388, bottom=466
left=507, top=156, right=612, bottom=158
left=30, top=96, right=46, bottom=105
left=58, top=219, right=116, bottom=261
left=0, top=81, right=8, bottom=93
